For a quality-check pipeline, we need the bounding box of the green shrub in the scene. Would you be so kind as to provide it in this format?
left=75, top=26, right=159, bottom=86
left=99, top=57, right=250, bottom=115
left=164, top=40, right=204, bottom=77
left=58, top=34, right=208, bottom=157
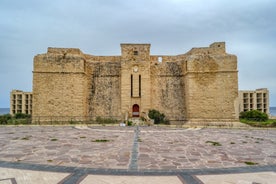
left=239, top=110, right=268, bottom=122
left=270, top=121, right=276, bottom=127
left=127, top=121, right=133, bottom=126
left=0, top=114, right=12, bottom=124
left=148, top=109, right=170, bottom=124
left=14, top=113, right=31, bottom=119
left=0, top=113, right=32, bottom=125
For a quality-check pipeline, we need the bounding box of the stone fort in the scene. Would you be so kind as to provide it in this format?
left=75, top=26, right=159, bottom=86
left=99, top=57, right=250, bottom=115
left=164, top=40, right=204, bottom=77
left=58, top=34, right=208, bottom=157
left=32, top=42, right=239, bottom=124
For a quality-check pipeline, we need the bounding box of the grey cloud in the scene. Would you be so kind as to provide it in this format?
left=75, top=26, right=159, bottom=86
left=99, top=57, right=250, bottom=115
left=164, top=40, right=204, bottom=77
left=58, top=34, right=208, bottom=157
left=0, top=0, right=276, bottom=107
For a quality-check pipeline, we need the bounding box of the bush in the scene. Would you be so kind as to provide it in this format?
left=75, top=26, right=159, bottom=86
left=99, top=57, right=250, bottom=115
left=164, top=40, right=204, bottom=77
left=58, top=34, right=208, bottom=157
left=148, top=109, right=169, bottom=124
left=239, top=110, right=268, bottom=122
left=14, top=113, right=31, bottom=119
left=0, top=114, right=12, bottom=124
left=127, top=121, right=133, bottom=126
left=270, top=121, right=276, bottom=127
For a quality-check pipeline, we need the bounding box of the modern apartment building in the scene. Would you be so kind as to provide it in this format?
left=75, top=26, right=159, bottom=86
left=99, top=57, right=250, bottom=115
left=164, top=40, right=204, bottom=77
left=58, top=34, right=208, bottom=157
left=10, top=90, right=32, bottom=115
left=239, top=88, right=269, bottom=115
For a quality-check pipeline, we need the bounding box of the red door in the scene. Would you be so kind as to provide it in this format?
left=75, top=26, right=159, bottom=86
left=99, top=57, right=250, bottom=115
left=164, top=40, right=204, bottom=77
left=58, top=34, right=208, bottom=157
left=132, top=104, right=139, bottom=117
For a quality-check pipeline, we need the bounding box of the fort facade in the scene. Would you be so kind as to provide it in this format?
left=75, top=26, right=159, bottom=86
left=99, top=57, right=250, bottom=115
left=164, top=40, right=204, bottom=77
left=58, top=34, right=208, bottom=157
left=32, top=42, right=239, bottom=124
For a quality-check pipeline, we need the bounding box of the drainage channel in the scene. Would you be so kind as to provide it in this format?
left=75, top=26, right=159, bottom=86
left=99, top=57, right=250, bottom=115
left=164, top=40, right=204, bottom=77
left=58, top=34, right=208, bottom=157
left=128, top=126, right=140, bottom=171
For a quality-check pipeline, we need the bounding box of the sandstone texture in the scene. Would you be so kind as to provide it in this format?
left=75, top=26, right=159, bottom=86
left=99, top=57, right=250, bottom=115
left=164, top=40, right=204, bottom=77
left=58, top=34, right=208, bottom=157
left=32, top=42, right=239, bottom=124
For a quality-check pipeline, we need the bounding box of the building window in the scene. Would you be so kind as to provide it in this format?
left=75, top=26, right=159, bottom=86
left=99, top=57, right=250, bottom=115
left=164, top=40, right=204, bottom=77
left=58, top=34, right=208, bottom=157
left=131, top=74, right=133, bottom=97
left=158, top=56, right=162, bottom=63
left=133, top=51, right=138, bottom=55
left=139, top=75, right=141, bottom=97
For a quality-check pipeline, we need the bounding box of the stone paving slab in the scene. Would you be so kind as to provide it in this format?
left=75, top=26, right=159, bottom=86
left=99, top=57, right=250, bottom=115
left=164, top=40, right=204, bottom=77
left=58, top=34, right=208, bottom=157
left=79, top=175, right=184, bottom=184
left=196, top=171, right=276, bottom=184
left=0, top=167, right=70, bottom=184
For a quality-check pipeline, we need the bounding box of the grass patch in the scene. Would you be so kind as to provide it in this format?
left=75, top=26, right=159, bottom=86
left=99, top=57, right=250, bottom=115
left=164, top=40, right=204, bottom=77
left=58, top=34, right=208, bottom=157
left=91, top=139, right=110, bottom=142
left=244, top=161, right=258, bottom=165
left=47, top=160, right=53, bottom=162
left=80, top=136, right=86, bottom=139
left=240, top=118, right=276, bottom=127
left=96, top=117, right=118, bottom=124
left=206, top=141, right=222, bottom=146
left=138, top=138, right=142, bottom=142
left=50, top=138, right=58, bottom=141
left=230, top=142, right=235, bottom=144
left=21, top=136, right=32, bottom=140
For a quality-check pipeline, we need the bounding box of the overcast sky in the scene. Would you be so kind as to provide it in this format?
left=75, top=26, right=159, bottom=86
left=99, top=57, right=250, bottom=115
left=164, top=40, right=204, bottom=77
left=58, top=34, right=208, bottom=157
left=1, top=0, right=276, bottom=108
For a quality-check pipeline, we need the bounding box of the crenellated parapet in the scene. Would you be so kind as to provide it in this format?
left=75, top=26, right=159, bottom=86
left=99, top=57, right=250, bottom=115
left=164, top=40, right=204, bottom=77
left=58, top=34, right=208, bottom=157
left=34, top=48, right=86, bottom=74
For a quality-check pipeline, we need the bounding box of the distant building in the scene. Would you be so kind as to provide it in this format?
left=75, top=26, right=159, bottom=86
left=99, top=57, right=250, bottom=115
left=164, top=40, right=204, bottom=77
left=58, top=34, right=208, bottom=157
left=10, top=90, right=32, bottom=115
left=239, top=88, right=269, bottom=115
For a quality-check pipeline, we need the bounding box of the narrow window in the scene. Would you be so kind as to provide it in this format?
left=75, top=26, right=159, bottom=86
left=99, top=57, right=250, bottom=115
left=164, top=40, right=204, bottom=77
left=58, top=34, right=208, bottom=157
left=131, top=74, right=133, bottom=97
left=133, top=51, right=138, bottom=55
left=139, top=75, right=141, bottom=97
left=158, top=56, right=162, bottom=63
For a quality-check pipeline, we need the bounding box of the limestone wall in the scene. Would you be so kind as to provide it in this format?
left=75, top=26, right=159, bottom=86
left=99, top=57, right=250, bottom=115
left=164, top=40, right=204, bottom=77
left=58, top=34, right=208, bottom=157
left=184, top=52, right=238, bottom=122
left=32, top=48, right=87, bottom=121
left=150, top=62, right=186, bottom=120
left=121, top=44, right=150, bottom=62
left=32, top=42, right=239, bottom=124
left=120, top=60, right=151, bottom=119
left=87, top=62, right=121, bottom=118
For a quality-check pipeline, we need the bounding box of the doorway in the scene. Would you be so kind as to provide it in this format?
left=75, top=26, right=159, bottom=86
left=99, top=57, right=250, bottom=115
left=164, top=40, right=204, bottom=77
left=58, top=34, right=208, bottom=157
left=132, top=104, right=139, bottom=117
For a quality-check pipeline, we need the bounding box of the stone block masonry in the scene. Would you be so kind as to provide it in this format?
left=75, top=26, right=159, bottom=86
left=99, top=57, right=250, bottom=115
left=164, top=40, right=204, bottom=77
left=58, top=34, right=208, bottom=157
left=32, top=42, right=239, bottom=124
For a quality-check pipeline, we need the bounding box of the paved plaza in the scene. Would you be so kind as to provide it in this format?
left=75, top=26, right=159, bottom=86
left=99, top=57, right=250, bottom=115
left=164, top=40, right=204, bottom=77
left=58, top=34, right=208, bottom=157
left=0, top=125, right=275, bottom=183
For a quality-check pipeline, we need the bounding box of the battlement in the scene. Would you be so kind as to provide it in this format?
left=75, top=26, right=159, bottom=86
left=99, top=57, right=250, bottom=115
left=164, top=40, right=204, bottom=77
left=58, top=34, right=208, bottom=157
left=121, top=43, right=151, bottom=61
left=187, top=42, right=226, bottom=55
left=209, top=42, right=225, bottom=52
left=47, top=47, right=83, bottom=55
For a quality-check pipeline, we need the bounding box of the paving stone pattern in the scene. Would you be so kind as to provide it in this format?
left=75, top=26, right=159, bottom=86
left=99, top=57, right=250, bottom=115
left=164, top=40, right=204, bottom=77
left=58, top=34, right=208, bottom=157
left=0, top=126, right=276, bottom=184
left=138, top=127, right=276, bottom=170
left=0, top=126, right=133, bottom=169
left=0, top=126, right=275, bottom=170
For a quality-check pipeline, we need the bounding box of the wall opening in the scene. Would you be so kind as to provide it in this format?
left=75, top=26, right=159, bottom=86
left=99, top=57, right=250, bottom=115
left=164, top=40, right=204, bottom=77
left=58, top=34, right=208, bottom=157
left=132, top=104, right=139, bottom=117
left=131, top=74, right=133, bottom=97
left=139, top=75, right=141, bottom=97
left=158, top=56, right=162, bottom=63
